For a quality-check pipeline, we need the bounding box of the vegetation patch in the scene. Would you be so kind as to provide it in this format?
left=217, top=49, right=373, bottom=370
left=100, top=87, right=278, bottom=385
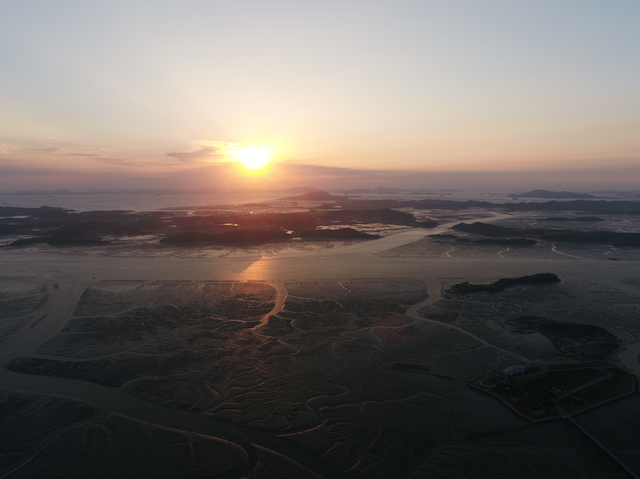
left=455, top=238, right=537, bottom=246
left=451, top=222, right=519, bottom=237
left=300, top=228, right=380, bottom=239
left=449, top=273, right=560, bottom=294
left=540, top=231, right=640, bottom=247
left=509, top=316, right=621, bottom=359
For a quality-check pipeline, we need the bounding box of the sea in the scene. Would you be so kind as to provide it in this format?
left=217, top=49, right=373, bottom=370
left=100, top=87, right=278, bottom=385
left=0, top=190, right=514, bottom=213
left=0, top=192, right=292, bottom=213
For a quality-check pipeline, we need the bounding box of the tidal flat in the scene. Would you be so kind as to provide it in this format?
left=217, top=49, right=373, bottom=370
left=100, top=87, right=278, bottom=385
left=2, top=203, right=640, bottom=478
left=1, top=273, right=640, bottom=477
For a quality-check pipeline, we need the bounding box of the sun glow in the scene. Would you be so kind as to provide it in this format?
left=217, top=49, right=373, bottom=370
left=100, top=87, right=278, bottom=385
left=230, top=146, right=273, bottom=171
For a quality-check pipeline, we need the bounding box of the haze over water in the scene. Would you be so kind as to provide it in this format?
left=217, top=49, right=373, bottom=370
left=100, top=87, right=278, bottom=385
left=1, top=2, right=639, bottom=192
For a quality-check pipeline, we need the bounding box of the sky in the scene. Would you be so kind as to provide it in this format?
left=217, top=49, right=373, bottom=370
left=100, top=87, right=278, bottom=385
left=0, top=1, right=639, bottom=192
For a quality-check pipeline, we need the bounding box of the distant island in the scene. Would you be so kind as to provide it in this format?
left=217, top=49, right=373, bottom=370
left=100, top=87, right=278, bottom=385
left=518, top=189, right=597, bottom=199
left=278, top=190, right=345, bottom=201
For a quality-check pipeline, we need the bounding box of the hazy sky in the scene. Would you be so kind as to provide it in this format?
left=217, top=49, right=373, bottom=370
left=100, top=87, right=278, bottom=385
left=1, top=1, right=639, bottom=191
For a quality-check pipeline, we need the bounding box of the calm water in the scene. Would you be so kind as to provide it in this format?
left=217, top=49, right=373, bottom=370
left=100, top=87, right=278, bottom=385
left=0, top=192, right=292, bottom=212
left=0, top=191, right=519, bottom=213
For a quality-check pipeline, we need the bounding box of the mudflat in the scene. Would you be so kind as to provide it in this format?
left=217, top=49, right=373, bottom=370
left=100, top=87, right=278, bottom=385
left=2, top=208, right=640, bottom=478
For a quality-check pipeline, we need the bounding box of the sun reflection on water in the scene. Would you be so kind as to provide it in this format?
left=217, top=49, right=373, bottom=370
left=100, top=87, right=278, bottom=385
left=239, top=256, right=271, bottom=281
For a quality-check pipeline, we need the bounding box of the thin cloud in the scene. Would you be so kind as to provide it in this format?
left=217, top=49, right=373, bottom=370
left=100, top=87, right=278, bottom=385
left=23, top=147, right=61, bottom=152
left=166, top=140, right=237, bottom=164
left=55, top=146, right=111, bottom=156
left=93, top=156, right=170, bottom=167
left=1, top=142, right=166, bottom=170
left=280, top=162, right=380, bottom=177
left=10, top=145, right=113, bottom=158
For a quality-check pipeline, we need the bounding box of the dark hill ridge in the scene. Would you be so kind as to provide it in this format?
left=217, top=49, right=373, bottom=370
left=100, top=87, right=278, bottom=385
left=519, top=189, right=597, bottom=199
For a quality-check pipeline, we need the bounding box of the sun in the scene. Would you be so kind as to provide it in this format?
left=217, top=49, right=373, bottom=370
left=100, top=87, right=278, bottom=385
left=230, top=146, right=273, bottom=171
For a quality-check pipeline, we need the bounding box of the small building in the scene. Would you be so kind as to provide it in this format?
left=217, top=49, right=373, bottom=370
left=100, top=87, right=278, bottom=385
left=503, top=365, right=525, bottom=377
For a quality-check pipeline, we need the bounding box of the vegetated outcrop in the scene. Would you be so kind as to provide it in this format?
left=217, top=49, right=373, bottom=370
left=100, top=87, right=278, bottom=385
left=332, top=186, right=400, bottom=194
left=451, top=222, right=519, bottom=237
left=537, top=322, right=620, bottom=359
left=429, top=234, right=457, bottom=239
left=0, top=205, right=69, bottom=219
left=314, top=208, right=437, bottom=228
left=300, top=228, right=380, bottom=240
left=2, top=204, right=433, bottom=249
left=455, top=238, right=537, bottom=246
left=476, top=238, right=537, bottom=246
left=540, top=231, right=640, bottom=247
left=161, top=227, right=381, bottom=244
left=2, top=207, right=165, bottom=248
left=502, top=200, right=640, bottom=215
left=10, top=233, right=109, bottom=247
left=449, top=273, right=560, bottom=294
left=47, top=235, right=110, bottom=246
left=9, top=237, right=50, bottom=247
left=337, top=198, right=640, bottom=215
left=539, top=216, right=605, bottom=222
left=509, top=315, right=620, bottom=359
left=450, top=221, right=640, bottom=248
left=160, top=230, right=291, bottom=244
left=414, top=220, right=439, bottom=228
